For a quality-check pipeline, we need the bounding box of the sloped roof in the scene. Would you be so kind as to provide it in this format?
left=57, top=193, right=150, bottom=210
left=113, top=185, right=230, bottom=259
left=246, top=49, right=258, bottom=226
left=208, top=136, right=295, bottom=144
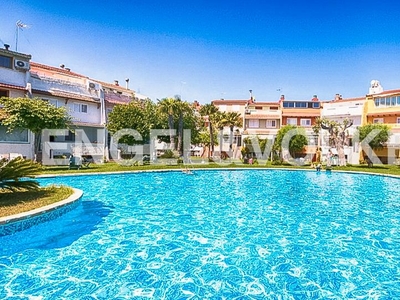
left=212, top=99, right=248, bottom=105
left=30, top=62, right=87, bottom=78
left=0, top=83, right=26, bottom=91
left=104, top=91, right=132, bottom=105
left=369, top=89, right=400, bottom=97
left=32, top=89, right=100, bottom=103
left=324, top=97, right=365, bottom=103
left=30, top=72, right=100, bottom=102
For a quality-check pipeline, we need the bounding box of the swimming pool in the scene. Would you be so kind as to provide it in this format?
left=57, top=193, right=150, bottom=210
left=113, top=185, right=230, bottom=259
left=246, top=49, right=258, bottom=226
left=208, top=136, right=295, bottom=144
left=1, top=169, right=400, bottom=299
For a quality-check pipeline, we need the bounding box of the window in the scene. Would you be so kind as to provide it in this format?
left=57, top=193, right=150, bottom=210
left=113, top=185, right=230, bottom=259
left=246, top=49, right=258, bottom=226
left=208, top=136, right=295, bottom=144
left=374, top=99, right=380, bottom=107
left=73, top=103, right=88, bottom=113
left=233, top=135, right=242, bottom=146
left=295, top=102, right=307, bottom=108
left=270, top=106, right=278, bottom=110
left=373, top=118, right=383, bottom=124
left=300, top=119, right=311, bottom=127
left=49, top=99, right=62, bottom=108
left=81, top=104, right=88, bottom=113
left=391, top=97, right=397, bottom=106
left=397, top=117, right=400, bottom=124
left=64, top=130, right=75, bottom=141
left=0, top=55, right=12, bottom=69
left=397, top=96, right=400, bottom=105
left=312, top=102, right=320, bottom=108
left=283, top=102, right=294, bottom=108
left=0, top=125, right=28, bottom=143
left=248, top=120, right=259, bottom=128
left=266, top=120, right=276, bottom=128
left=287, top=118, right=297, bottom=125
left=255, top=106, right=262, bottom=110
left=0, top=89, right=9, bottom=98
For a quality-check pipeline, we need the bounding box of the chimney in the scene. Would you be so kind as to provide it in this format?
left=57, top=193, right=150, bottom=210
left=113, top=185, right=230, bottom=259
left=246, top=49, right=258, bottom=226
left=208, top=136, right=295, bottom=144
left=4, top=44, right=10, bottom=50
left=114, top=80, right=119, bottom=86
left=125, top=78, right=129, bottom=89
left=279, top=94, right=285, bottom=102
left=59, top=64, right=65, bottom=69
left=335, top=94, right=342, bottom=101
left=65, top=67, right=70, bottom=72
left=312, top=95, right=319, bottom=102
left=249, top=89, right=253, bottom=102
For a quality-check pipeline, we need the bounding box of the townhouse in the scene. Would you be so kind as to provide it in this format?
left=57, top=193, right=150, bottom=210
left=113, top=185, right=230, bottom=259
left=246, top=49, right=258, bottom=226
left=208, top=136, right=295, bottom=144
left=97, top=79, right=135, bottom=160
left=280, top=95, right=321, bottom=159
left=320, top=95, right=366, bottom=164
left=0, top=46, right=138, bottom=164
left=364, top=80, right=400, bottom=163
left=0, top=45, right=34, bottom=159
left=1, top=43, right=400, bottom=165
left=28, top=62, right=106, bottom=165
left=211, top=98, right=248, bottom=158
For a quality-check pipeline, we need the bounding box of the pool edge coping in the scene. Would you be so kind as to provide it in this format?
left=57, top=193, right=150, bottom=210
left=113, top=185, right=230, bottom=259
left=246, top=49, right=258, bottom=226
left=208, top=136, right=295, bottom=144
left=0, top=188, right=83, bottom=225
left=37, top=167, right=400, bottom=179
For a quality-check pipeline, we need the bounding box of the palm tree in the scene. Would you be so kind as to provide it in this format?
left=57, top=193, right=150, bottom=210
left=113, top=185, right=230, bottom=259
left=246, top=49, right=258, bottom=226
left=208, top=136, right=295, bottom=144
left=175, top=100, right=193, bottom=156
left=213, top=111, right=228, bottom=160
left=158, top=97, right=179, bottom=150
left=0, top=157, right=42, bottom=191
left=224, top=112, right=243, bottom=158
left=199, top=104, right=219, bottom=158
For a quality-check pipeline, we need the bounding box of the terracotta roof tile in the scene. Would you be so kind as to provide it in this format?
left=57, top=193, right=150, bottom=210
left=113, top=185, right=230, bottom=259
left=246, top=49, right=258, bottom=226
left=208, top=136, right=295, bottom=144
left=94, top=79, right=134, bottom=92
left=212, top=100, right=248, bottom=105
left=32, top=89, right=100, bottom=103
left=324, top=97, right=365, bottom=103
left=245, top=114, right=281, bottom=119
left=30, top=62, right=87, bottom=78
left=0, top=83, right=26, bottom=91
left=371, top=89, right=400, bottom=96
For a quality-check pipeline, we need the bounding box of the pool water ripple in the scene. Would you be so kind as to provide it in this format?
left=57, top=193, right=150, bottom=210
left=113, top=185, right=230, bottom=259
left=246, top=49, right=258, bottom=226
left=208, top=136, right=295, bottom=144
left=1, top=169, right=400, bottom=299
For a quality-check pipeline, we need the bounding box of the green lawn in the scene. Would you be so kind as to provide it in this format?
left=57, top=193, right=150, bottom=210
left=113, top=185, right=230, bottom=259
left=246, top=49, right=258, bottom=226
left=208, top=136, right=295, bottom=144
left=0, top=185, right=74, bottom=218
left=40, top=159, right=400, bottom=176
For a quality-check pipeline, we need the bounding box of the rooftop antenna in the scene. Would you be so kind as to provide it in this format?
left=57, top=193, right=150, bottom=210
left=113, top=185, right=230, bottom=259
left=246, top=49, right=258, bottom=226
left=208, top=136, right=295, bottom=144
left=125, top=78, right=129, bottom=89
left=15, top=20, right=30, bottom=51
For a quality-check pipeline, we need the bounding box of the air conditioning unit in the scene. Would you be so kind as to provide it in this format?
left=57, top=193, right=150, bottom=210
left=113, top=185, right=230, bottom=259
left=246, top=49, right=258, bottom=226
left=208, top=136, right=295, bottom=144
left=87, top=81, right=100, bottom=91
left=14, top=60, right=30, bottom=70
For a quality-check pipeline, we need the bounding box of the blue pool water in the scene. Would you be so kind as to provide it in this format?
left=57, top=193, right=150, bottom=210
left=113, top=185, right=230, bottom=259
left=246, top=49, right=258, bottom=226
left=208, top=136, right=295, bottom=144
left=1, top=169, right=400, bottom=299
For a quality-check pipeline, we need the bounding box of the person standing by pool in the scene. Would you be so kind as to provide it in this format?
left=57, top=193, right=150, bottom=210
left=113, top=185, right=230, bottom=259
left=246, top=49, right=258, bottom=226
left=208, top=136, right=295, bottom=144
left=326, top=149, right=332, bottom=167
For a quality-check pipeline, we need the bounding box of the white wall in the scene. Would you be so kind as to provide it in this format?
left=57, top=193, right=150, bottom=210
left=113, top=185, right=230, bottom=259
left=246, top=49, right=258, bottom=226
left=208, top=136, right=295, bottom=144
left=0, top=68, right=26, bottom=87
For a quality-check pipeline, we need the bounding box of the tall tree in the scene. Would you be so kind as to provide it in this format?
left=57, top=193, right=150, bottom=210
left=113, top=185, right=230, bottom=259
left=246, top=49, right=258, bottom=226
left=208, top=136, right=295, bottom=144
left=107, top=99, right=163, bottom=144
left=273, top=125, right=308, bottom=160
left=0, top=97, right=72, bottom=161
left=355, top=123, right=391, bottom=162
left=213, top=111, right=228, bottom=159
left=175, top=99, right=193, bottom=156
left=158, top=97, right=179, bottom=150
left=199, top=103, right=219, bottom=158
left=313, top=117, right=353, bottom=166
left=224, top=111, right=243, bottom=158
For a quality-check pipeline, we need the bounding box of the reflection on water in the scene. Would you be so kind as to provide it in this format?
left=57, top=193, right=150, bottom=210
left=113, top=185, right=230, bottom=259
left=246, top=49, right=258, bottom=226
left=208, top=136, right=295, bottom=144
left=0, top=200, right=112, bottom=255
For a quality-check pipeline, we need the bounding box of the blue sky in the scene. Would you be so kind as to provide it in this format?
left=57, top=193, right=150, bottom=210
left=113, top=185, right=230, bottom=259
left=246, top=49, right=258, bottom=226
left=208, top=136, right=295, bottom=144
left=2, top=0, right=400, bottom=103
